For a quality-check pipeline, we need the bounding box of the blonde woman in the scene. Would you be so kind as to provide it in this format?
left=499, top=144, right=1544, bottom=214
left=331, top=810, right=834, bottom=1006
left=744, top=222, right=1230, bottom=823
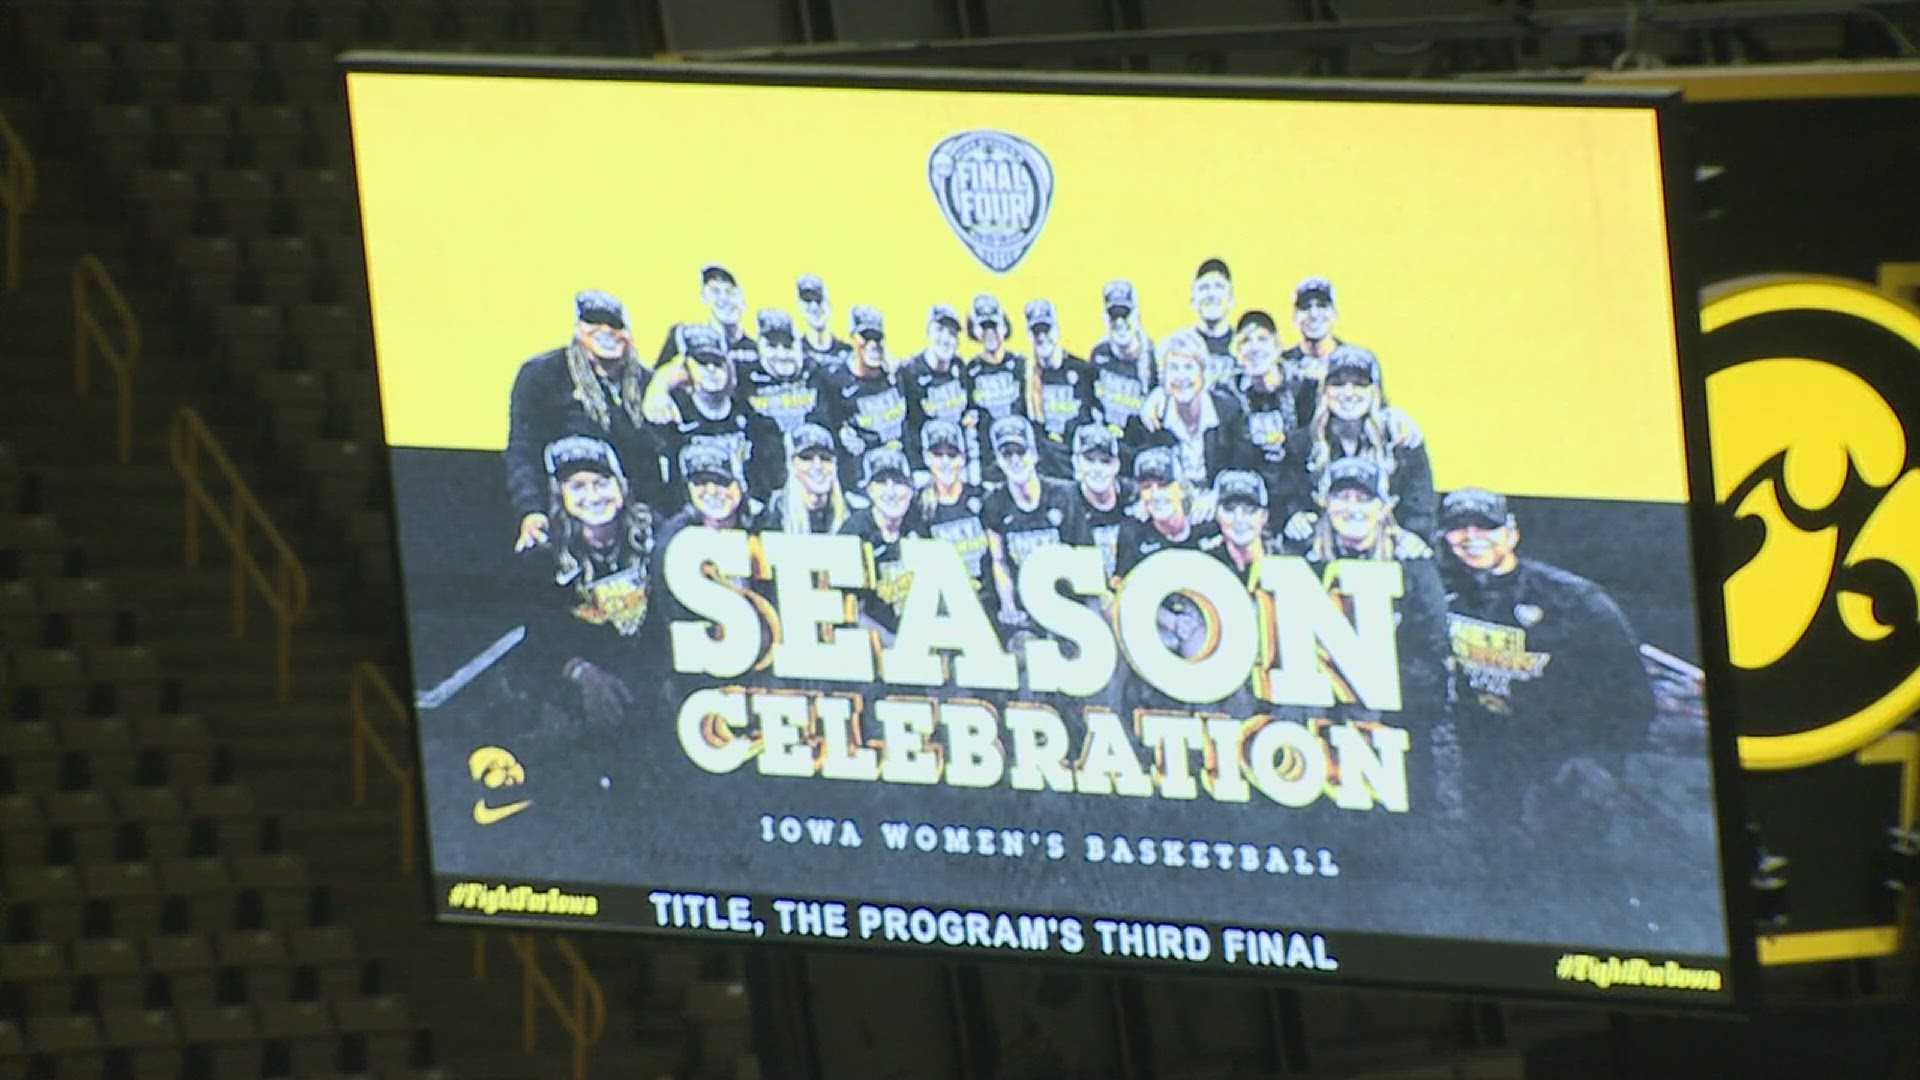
left=1279, top=346, right=1436, bottom=542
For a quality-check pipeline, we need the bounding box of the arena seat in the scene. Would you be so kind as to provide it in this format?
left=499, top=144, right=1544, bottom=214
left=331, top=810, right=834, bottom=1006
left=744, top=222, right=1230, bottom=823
left=73, top=936, right=146, bottom=1015
left=283, top=170, right=356, bottom=237
left=50, top=43, right=117, bottom=104
left=0, top=450, right=30, bottom=513
left=40, top=580, right=132, bottom=650
left=205, top=170, right=277, bottom=239
left=87, top=106, right=163, bottom=181
left=247, top=237, right=319, bottom=305
left=169, top=237, right=242, bottom=313
left=22, top=1013, right=106, bottom=1078
left=257, top=370, right=328, bottom=456
left=0, top=581, right=45, bottom=649
left=1, top=939, right=70, bottom=1017
left=258, top=999, right=338, bottom=1075
left=195, top=42, right=264, bottom=102
left=100, top=1007, right=179, bottom=1080
left=233, top=105, right=309, bottom=172
left=131, top=716, right=220, bottom=791
left=304, top=441, right=375, bottom=525
left=0, top=516, right=80, bottom=581
left=119, top=42, right=189, bottom=104
left=0, top=793, right=48, bottom=867
left=176, top=1002, right=259, bottom=1080
left=330, top=996, right=416, bottom=1075
left=159, top=106, right=233, bottom=174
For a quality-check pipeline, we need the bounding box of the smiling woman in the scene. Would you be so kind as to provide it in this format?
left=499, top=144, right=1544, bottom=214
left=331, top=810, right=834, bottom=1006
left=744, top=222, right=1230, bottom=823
left=515, top=435, right=656, bottom=728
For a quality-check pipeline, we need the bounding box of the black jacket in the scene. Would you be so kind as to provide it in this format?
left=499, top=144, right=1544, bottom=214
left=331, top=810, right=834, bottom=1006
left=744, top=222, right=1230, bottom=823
left=1126, top=388, right=1257, bottom=487
left=1275, top=427, right=1437, bottom=539
left=515, top=521, right=657, bottom=706
left=505, top=348, right=661, bottom=519
left=1440, top=556, right=1656, bottom=785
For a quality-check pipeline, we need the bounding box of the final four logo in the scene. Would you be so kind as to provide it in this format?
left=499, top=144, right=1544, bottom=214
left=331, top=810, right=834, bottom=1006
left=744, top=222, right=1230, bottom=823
left=928, top=130, right=1054, bottom=273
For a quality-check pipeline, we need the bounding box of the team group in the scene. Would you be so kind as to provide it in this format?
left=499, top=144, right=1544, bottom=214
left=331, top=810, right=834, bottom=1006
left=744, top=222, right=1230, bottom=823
left=499, top=258, right=1658, bottom=828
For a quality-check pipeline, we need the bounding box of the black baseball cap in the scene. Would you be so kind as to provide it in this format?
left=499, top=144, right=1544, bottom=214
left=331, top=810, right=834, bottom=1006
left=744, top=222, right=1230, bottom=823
left=928, top=304, right=962, bottom=332
left=786, top=423, right=835, bottom=459
left=1072, top=424, right=1118, bottom=459
left=680, top=443, right=739, bottom=485
left=574, top=290, right=627, bottom=330
left=1102, top=280, right=1138, bottom=317
left=860, top=446, right=912, bottom=486
left=1133, top=447, right=1178, bottom=485
left=756, top=308, right=795, bottom=344
left=850, top=305, right=885, bottom=340
left=795, top=274, right=826, bottom=302
left=1294, top=276, right=1335, bottom=308
left=1324, top=347, right=1380, bottom=386
left=1024, top=298, right=1057, bottom=331
left=1235, top=310, right=1277, bottom=336
left=679, top=324, right=728, bottom=363
left=969, top=294, right=1007, bottom=337
left=544, top=435, right=626, bottom=484
left=921, top=418, right=965, bottom=455
left=1195, top=257, right=1231, bottom=282
left=1213, top=470, right=1268, bottom=509
left=990, top=415, right=1035, bottom=455
left=701, top=264, right=737, bottom=287
left=1440, top=488, right=1511, bottom=530
left=1319, top=457, right=1388, bottom=501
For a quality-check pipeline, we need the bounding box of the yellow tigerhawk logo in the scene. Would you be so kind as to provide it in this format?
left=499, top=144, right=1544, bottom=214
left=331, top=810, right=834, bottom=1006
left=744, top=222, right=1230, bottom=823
left=1703, top=276, right=1920, bottom=770
left=468, top=746, right=532, bottom=824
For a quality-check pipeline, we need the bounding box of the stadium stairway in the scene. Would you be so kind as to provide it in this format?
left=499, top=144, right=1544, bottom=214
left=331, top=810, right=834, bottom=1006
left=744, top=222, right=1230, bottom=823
left=0, top=73, right=747, bottom=1080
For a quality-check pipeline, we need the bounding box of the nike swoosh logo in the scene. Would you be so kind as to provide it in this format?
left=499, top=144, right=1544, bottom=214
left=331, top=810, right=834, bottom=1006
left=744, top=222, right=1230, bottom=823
left=472, top=799, right=532, bottom=825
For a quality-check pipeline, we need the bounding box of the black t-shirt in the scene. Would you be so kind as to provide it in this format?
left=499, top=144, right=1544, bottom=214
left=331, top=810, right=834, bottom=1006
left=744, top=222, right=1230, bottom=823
left=740, top=361, right=832, bottom=437
left=903, top=352, right=972, bottom=427
left=839, top=506, right=928, bottom=632
left=1033, top=355, right=1096, bottom=440
left=964, top=352, right=1029, bottom=426
left=1195, top=323, right=1237, bottom=387
left=902, top=352, right=980, bottom=479
left=1234, top=370, right=1314, bottom=468
left=1033, top=355, right=1097, bottom=480
left=800, top=334, right=854, bottom=374
left=659, top=389, right=785, bottom=503
left=825, top=367, right=910, bottom=481
left=1076, top=480, right=1135, bottom=582
left=1113, top=516, right=1219, bottom=580
left=518, top=526, right=657, bottom=693
left=1088, top=340, right=1152, bottom=433
left=919, top=484, right=992, bottom=580
left=981, top=478, right=1088, bottom=586
left=648, top=506, right=762, bottom=625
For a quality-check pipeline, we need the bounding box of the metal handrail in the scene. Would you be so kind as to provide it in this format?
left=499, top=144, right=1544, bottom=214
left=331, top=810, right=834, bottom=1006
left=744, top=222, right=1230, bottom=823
left=73, top=256, right=144, bottom=462
left=0, top=104, right=35, bottom=291
left=474, top=933, right=607, bottom=1080
left=167, top=407, right=311, bottom=698
left=348, top=662, right=417, bottom=874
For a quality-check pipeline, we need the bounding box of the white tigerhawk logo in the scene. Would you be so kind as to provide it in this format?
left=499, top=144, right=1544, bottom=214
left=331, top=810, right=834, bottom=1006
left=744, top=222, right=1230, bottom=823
left=928, top=130, right=1054, bottom=273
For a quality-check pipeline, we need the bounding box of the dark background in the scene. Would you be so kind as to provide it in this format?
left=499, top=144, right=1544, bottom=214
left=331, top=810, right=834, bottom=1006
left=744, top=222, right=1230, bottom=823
left=392, top=443, right=1727, bottom=958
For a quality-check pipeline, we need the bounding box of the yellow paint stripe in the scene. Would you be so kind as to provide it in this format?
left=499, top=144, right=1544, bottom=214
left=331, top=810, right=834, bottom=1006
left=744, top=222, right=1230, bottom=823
left=1590, top=60, right=1920, bottom=102
left=1757, top=926, right=1901, bottom=965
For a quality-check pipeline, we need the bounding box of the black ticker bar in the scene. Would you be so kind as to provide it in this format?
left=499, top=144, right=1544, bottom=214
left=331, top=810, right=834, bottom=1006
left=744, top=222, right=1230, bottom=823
left=435, top=875, right=1739, bottom=1009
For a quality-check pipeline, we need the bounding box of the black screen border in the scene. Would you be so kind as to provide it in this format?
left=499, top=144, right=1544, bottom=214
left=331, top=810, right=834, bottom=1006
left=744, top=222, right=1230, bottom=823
left=338, top=51, right=1759, bottom=1012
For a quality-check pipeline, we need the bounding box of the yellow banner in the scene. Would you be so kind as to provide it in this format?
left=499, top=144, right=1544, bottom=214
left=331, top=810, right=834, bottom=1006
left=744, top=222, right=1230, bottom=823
left=348, top=71, right=1688, bottom=502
